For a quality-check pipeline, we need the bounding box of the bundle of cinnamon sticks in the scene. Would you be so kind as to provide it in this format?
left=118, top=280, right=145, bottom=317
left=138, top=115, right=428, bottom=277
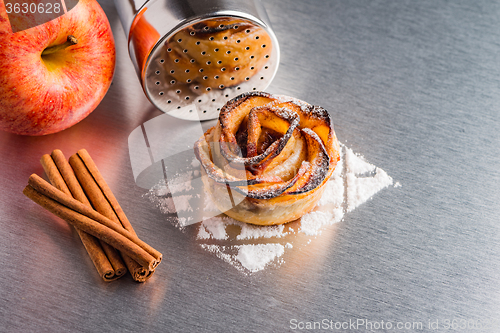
left=23, top=149, right=162, bottom=282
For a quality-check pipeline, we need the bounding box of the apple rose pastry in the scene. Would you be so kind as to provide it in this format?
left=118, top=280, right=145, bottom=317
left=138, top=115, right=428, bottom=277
left=165, top=18, right=272, bottom=88
left=194, top=92, right=340, bottom=225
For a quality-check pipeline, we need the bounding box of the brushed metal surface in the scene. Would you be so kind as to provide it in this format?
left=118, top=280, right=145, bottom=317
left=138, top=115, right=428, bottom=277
left=1, top=0, right=499, bottom=332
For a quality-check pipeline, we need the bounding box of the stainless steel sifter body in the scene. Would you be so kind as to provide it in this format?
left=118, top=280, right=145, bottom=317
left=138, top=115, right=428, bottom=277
left=114, top=0, right=280, bottom=120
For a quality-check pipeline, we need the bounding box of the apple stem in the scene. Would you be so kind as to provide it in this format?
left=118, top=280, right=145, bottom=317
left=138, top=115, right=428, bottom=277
left=42, top=35, right=78, bottom=56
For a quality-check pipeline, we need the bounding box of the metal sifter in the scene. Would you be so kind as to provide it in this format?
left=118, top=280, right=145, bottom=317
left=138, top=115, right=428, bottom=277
left=114, top=0, right=280, bottom=121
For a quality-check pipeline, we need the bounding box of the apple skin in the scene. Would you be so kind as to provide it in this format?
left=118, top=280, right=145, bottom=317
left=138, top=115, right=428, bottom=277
left=0, top=0, right=116, bottom=136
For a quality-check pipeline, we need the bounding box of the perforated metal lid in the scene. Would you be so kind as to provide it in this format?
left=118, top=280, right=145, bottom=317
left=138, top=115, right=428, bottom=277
left=143, top=16, right=279, bottom=121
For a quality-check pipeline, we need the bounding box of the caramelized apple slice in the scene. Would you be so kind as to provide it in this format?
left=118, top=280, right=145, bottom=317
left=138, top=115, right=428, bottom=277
left=283, top=128, right=330, bottom=195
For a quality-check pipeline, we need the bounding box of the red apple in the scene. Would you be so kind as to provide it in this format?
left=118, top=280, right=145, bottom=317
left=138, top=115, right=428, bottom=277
left=0, top=0, right=115, bottom=136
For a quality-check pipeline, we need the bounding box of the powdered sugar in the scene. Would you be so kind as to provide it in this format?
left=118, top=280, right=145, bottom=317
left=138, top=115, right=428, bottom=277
left=199, top=243, right=285, bottom=272
left=273, top=94, right=313, bottom=114
left=344, top=148, right=393, bottom=212
left=299, top=208, right=343, bottom=236
left=146, top=144, right=396, bottom=273
left=238, top=223, right=286, bottom=240
left=198, top=216, right=231, bottom=240
left=197, top=215, right=286, bottom=240
left=200, top=245, right=235, bottom=267
left=235, top=244, right=285, bottom=272
left=345, top=147, right=374, bottom=175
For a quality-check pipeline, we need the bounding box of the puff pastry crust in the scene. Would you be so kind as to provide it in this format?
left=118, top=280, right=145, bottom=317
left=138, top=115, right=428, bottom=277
left=194, top=92, right=340, bottom=225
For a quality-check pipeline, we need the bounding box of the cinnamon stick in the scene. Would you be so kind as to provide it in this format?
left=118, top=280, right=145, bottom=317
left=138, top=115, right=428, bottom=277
left=23, top=182, right=159, bottom=271
left=69, top=150, right=158, bottom=282
left=40, top=154, right=71, bottom=194
left=27, top=174, right=162, bottom=267
left=50, top=150, right=128, bottom=278
left=42, top=151, right=127, bottom=281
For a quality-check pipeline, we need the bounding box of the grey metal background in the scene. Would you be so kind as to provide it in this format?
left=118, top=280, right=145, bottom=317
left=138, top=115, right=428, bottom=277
left=1, top=0, right=499, bottom=332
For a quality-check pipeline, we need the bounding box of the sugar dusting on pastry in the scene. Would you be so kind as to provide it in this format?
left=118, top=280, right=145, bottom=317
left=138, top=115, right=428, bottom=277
left=146, top=145, right=396, bottom=273
left=196, top=92, right=339, bottom=225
